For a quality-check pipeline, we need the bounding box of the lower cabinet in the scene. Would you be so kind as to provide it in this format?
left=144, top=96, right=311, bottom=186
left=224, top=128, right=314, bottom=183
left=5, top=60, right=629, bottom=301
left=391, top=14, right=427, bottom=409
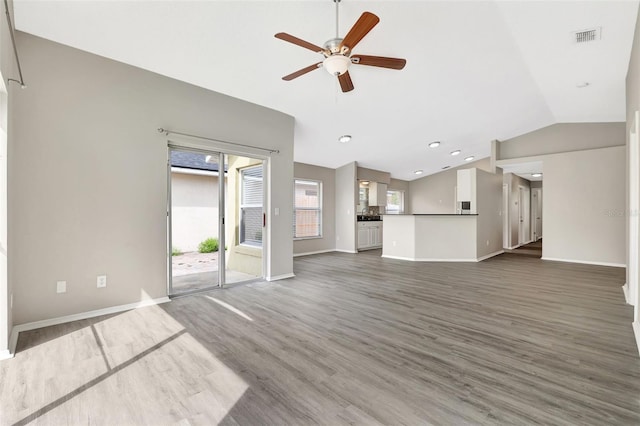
left=357, top=221, right=383, bottom=250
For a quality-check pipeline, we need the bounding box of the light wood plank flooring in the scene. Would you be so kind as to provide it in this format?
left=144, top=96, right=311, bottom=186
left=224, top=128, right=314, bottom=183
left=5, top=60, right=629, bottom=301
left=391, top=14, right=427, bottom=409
left=1, top=251, right=639, bottom=425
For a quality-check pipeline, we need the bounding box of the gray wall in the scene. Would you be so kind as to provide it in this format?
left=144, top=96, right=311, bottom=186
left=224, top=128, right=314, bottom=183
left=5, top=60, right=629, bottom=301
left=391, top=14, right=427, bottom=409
left=498, top=123, right=625, bottom=160
left=335, top=162, right=357, bottom=253
left=543, top=146, right=625, bottom=266
left=293, top=162, right=336, bottom=256
left=409, top=157, right=491, bottom=214
left=9, top=33, right=294, bottom=325
left=476, top=169, right=503, bottom=258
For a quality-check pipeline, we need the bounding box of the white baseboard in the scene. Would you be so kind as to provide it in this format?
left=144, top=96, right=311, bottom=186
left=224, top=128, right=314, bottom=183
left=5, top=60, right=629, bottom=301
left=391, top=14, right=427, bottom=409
left=633, top=321, right=640, bottom=356
left=541, top=257, right=626, bottom=268
left=334, top=249, right=358, bottom=254
left=7, top=296, right=171, bottom=357
left=623, top=283, right=632, bottom=305
left=293, top=249, right=335, bottom=257
left=477, top=250, right=504, bottom=262
left=0, top=348, right=13, bottom=360
left=266, top=273, right=295, bottom=281
left=381, top=255, right=476, bottom=262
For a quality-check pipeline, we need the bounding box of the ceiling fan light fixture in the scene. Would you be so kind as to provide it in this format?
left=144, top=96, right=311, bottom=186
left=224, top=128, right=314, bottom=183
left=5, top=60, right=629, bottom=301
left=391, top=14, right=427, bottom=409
left=338, top=134, right=352, bottom=143
left=324, top=55, right=351, bottom=76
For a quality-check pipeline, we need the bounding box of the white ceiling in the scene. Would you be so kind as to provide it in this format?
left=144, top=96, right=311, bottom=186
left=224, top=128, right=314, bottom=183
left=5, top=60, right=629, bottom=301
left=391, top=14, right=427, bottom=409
left=13, top=0, right=639, bottom=181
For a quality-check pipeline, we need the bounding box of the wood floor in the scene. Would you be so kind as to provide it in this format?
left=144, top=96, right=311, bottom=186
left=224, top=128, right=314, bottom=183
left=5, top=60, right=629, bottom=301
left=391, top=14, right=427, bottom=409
left=1, top=251, right=639, bottom=425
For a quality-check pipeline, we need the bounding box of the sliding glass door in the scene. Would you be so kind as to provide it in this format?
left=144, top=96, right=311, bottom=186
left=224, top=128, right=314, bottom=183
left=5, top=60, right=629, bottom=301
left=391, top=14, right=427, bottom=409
left=167, top=147, right=264, bottom=296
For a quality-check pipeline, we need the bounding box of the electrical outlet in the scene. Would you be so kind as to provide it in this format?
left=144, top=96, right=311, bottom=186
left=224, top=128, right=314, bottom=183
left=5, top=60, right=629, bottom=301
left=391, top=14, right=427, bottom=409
left=56, top=281, right=66, bottom=293
left=97, top=275, right=107, bottom=288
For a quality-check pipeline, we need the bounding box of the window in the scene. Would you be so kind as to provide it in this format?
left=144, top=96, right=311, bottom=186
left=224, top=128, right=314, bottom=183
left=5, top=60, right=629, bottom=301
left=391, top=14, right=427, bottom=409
left=294, top=179, right=322, bottom=239
left=240, top=165, right=263, bottom=247
left=386, top=190, right=404, bottom=213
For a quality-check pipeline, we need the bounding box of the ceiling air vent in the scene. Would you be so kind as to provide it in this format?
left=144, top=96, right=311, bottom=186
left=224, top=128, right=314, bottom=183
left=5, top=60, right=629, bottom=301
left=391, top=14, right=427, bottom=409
left=573, top=27, right=601, bottom=44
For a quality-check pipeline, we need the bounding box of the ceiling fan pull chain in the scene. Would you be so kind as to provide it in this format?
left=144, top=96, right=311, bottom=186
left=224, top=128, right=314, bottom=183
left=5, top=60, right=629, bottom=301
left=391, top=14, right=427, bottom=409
left=335, top=0, right=340, bottom=39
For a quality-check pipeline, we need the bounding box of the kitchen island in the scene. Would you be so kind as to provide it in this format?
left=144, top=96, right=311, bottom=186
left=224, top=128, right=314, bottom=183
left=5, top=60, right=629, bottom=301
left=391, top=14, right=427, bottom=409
left=382, top=214, right=503, bottom=262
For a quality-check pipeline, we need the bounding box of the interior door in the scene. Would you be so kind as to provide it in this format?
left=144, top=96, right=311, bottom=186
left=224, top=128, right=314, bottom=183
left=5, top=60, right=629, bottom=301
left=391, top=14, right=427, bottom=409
left=503, top=184, right=509, bottom=248
left=518, top=186, right=525, bottom=245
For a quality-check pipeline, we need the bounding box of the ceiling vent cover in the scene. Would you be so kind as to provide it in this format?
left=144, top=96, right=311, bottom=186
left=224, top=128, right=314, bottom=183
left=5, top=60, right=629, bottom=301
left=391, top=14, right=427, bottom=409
left=573, top=27, right=601, bottom=43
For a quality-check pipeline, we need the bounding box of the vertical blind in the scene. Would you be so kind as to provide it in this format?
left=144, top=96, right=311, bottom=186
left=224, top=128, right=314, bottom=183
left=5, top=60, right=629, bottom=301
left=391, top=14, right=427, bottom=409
left=240, top=165, right=263, bottom=246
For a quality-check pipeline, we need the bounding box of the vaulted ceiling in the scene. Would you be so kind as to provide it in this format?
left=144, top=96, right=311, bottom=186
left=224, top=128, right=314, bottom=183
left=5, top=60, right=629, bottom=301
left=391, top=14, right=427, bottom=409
left=13, top=0, right=639, bottom=180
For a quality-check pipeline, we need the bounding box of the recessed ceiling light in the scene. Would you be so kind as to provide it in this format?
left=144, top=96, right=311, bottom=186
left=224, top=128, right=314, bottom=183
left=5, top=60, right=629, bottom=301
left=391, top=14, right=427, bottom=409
left=450, top=150, right=461, bottom=156
left=338, top=135, right=351, bottom=143
left=442, top=166, right=450, bottom=169
left=576, top=82, right=590, bottom=88
left=428, top=141, right=441, bottom=148
left=414, top=170, right=423, bottom=175
left=464, top=156, right=474, bottom=161
left=532, top=173, right=542, bottom=177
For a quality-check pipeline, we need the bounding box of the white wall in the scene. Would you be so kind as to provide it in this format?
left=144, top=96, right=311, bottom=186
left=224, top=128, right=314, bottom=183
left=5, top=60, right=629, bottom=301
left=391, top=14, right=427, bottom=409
left=543, top=146, right=625, bottom=266
left=171, top=171, right=219, bottom=253
left=626, top=1, right=640, bottom=347
left=409, top=158, right=491, bottom=213
left=293, top=162, right=336, bottom=256
left=0, top=0, right=17, bottom=357
left=9, top=33, right=294, bottom=326
left=335, top=162, right=357, bottom=253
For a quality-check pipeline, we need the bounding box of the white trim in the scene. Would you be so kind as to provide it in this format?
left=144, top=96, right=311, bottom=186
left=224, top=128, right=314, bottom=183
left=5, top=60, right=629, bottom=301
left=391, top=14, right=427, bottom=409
left=623, top=283, right=632, bottom=305
left=7, top=297, right=170, bottom=357
left=293, top=249, right=335, bottom=257
left=0, top=348, right=13, bottom=360
left=541, top=257, right=626, bottom=268
left=633, top=321, right=640, bottom=356
left=477, top=250, right=505, bottom=261
left=334, top=249, right=358, bottom=254
left=266, top=273, right=295, bottom=282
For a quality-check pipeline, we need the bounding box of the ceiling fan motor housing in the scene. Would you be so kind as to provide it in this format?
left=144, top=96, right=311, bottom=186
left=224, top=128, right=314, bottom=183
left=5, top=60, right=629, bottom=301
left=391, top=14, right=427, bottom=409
left=323, top=54, right=351, bottom=76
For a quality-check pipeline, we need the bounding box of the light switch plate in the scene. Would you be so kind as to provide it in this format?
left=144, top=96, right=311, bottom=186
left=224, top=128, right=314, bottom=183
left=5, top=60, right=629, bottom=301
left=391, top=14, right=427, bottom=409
left=56, top=281, right=66, bottom=293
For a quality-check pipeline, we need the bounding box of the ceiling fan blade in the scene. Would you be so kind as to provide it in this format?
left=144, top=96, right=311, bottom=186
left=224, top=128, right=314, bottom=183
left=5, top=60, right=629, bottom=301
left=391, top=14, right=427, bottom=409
left=282, top=63, right=322, bottom=81
left=338, top=71, right=354, bottom=93
left=275, top=32, right=324, bottom=53
left=351, top=55, right=406, bottom=70
left=339, top=12, right=380, bottom=51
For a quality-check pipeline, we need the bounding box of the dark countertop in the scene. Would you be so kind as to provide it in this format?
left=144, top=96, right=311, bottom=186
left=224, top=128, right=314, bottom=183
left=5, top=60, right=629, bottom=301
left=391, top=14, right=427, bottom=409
left=357, top=215, right=382, bottom=222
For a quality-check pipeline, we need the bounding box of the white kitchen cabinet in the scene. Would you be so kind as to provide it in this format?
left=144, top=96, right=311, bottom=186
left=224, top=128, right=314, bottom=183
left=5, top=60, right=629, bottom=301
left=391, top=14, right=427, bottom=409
left=357, top=221, right=383, bottom=250
left=368, top=182, right=388, bottom=206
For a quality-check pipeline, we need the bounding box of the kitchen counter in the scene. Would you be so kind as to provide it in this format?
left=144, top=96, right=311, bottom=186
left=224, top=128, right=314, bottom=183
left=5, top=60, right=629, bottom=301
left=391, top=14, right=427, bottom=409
left=381, top=214, right=501, bottom=262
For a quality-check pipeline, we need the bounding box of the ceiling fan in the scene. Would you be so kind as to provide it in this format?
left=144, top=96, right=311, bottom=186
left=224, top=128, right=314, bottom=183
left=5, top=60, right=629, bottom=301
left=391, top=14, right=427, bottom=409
left=275, top=0, right=406, bottom=93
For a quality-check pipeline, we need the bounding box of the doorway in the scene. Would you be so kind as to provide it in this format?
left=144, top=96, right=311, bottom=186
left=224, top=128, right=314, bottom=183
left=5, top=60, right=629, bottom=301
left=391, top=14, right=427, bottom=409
left=168, top=147, right=264, bottom=296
